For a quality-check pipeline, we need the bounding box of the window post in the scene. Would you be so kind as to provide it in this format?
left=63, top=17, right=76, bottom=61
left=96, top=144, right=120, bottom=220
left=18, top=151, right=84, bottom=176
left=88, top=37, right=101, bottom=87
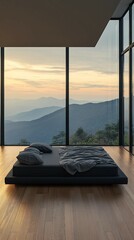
left=66, top=47, right=69, bottom=145
left=1, top=47, right=4, bottom=146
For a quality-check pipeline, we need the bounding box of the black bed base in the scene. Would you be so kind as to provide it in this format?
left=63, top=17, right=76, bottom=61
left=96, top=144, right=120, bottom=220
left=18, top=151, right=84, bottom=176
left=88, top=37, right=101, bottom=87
left=5, top=168, right=128, bottom=185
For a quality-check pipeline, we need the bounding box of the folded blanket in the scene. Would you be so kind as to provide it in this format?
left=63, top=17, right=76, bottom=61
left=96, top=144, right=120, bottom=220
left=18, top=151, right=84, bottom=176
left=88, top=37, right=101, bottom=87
left=59, top=146, right=115, bottom=175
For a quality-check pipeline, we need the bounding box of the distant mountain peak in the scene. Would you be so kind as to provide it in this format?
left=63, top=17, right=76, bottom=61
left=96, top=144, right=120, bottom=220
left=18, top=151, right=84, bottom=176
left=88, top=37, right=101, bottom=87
left=5, top=98, right=119, bottom=144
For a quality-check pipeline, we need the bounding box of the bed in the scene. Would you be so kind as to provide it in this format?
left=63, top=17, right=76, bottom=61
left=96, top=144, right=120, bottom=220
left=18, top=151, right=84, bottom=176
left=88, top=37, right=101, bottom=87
left=5, top=146, right=128, bottom=185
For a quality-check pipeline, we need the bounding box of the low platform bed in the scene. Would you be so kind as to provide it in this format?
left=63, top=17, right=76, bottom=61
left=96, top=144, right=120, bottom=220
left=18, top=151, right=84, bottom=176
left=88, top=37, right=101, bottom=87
left=5, top=147, right=128, bottom=185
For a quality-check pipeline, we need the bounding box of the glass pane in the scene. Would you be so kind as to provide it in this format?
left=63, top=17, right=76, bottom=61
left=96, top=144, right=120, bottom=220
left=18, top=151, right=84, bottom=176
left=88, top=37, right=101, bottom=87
left=5, top=48, right=65, bottom=145
left=123, top=52, right=129, bottom=150
left=132, top=4, right=134, bottom=43
left=132, top=48, right=134, bottom=154
left=123, top=11, right=129, bottom=50
left=69, top=21, right=119, bottom=145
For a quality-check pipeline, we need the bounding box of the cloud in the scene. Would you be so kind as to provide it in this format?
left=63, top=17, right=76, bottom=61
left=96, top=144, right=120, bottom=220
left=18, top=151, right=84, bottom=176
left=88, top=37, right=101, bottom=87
left=8, top=77, right=65, bottom=89
left=70, top=82, right=118, bottom=91
left=70, top=66, right=117, bottom=75
left=5, top=60, right=65, bottom=75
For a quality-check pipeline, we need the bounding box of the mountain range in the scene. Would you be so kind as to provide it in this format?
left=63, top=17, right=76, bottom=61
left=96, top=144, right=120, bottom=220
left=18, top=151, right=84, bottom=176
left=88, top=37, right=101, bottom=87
left=7, top=106, right=61, bottom=121
left=6, top=97, right=86, bottom=117
left=5, top=99, right=119, bottom=144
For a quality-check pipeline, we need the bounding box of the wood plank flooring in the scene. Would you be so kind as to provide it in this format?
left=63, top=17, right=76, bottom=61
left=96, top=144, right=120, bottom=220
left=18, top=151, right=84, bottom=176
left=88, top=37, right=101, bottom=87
left=0, top=146, right=134, bottom=240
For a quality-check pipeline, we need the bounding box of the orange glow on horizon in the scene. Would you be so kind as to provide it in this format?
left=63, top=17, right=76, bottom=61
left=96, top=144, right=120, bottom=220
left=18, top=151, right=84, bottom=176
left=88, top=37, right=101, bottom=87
left=5, top=59, right=119, bottom=102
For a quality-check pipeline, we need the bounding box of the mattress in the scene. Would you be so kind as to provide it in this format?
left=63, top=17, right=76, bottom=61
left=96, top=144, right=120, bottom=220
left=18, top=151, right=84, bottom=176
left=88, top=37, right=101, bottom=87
left=13, top=147, right=118, bottom=177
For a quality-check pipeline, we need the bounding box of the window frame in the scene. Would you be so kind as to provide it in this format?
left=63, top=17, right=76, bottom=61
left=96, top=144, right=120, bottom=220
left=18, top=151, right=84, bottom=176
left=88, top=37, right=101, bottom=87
left=120, top=2, right=134, bottom=153
left=0, top=18, right=121, bottom=147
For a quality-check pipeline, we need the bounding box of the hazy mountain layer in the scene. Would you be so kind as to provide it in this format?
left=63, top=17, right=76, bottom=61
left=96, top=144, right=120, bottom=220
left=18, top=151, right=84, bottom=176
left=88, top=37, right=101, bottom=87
left=6, top=97, right=86, bottom=116
left=7, top=106, right=61, bottom=121
left=5, top=99, right=119, bottom=144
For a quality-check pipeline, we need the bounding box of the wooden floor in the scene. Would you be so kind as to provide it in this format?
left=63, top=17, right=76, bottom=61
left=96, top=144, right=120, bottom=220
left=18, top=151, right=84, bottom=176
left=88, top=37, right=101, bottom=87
left=0, top=146, right=134, bottom=240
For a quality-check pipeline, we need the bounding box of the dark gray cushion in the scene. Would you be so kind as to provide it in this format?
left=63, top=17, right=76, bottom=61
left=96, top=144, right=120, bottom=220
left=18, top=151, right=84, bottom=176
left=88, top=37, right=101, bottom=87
left=23, top=147, right=42, bottom=154
left=30, top=143, right=52, bottom=153
left=17, top=151, right=43, bottom=165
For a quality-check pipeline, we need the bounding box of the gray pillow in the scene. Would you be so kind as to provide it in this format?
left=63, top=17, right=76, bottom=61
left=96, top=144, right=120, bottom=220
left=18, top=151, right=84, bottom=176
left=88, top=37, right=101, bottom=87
left=23, top=147, right=42, bottom=154
left=17, top=151, right=43, bottom=165
left=30, top=143, right=52, bottom=153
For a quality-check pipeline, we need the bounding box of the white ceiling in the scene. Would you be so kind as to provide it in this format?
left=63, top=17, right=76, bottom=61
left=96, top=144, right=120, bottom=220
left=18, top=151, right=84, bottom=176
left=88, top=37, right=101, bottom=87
left=0, top=0, right=121, bottom=47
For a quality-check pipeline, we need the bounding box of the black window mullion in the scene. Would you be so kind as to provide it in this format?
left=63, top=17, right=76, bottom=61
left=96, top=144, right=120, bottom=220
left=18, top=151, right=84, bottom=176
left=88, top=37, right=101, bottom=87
left=66, top=47, right=69, bottom=145
left=129, top=7, right=133, bottom=153
left=1, top=47, right=4, bottom=146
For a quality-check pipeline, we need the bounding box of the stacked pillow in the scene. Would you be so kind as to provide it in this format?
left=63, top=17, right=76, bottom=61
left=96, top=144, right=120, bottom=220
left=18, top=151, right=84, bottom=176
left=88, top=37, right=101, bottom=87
left=30, top=143, right=52, bottom=153
left=17, top=143, right=52, bottom=165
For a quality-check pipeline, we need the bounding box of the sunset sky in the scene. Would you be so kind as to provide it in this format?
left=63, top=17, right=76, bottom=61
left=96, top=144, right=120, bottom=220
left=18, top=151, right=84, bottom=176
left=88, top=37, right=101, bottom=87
left=5, top=21, right=119, bottom=103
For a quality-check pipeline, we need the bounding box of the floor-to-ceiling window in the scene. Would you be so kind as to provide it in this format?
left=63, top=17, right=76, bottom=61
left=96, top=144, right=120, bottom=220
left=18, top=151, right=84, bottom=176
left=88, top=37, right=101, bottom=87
left=122, top=3, right=134, bottom=154
left=5, top=48, right=66, bottom=145
left=123, top=11, right=129, bottom=50
left=4, top=21, right=119, bottom=146
left=123, top=11, right=130, bottom=149
left=69, top=21, right=119, bottom=145
left=1, top=6, right=134, bottom=149
left=123, top=52, right=129, bottom=149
